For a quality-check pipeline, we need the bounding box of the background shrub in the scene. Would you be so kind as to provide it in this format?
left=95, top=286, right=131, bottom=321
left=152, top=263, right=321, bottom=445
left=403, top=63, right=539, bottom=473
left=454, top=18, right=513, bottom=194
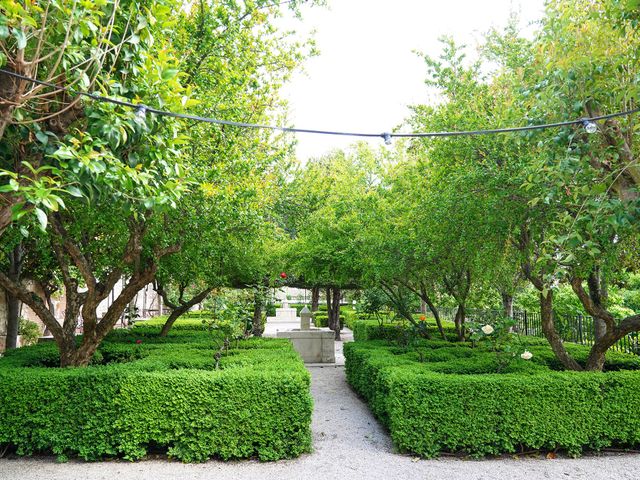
left=18, top=318, right=42, bottom=346
left=312, top=313, right=344, bottom=329
left=351, top=319, right=458, bottom=342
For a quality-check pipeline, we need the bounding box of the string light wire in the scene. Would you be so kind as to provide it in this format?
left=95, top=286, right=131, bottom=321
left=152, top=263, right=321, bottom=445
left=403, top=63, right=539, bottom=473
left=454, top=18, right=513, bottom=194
left=2, top=68, right=639, bottom=141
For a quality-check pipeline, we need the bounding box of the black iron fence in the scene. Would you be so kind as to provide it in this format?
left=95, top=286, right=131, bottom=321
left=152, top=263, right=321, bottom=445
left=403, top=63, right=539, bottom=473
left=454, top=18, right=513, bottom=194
left=434, top=307, right=640, bottom=355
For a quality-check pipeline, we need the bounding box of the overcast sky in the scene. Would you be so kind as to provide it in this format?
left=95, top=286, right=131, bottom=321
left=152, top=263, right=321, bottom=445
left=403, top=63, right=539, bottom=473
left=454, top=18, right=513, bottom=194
left=280, top=0, right=546, bottom=161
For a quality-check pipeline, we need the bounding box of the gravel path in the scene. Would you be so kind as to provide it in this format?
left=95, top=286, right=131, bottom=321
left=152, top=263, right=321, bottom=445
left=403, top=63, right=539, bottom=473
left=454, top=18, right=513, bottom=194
left=2, top=344, right=640, bottom=479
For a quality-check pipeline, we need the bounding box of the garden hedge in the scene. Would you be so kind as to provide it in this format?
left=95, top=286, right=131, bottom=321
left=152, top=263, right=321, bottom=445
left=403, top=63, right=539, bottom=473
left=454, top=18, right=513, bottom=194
left=313, top=313, right=344, bottom=329
left=352, top=319, right=458, bottom=342
left=0, top=323, right=313, bottom=462
left=344, top=339, right=640, bottom=458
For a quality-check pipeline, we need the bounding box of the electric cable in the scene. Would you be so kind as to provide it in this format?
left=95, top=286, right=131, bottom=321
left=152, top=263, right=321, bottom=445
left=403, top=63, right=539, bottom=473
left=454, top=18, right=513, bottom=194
left=2, top=68, right=638, bottom=142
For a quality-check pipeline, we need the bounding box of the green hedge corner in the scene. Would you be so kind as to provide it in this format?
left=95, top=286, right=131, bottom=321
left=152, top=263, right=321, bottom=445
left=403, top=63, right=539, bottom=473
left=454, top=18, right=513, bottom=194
left=344, top=339, right=640, bottom=458
left=0, top=322, right=313, bottom=463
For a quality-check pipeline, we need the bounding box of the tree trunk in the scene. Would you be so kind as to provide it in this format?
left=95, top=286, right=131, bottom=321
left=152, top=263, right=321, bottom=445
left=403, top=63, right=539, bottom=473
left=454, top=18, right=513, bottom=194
left=588, top=270, right=608, bottom=342
left=58, top=333, right=82, bottom=367
left=159, top=305, right=190, bottom=337
left=6, top=293, right=20, bottom=349
left=325, top=287, right=332, bottom=331
left=331, top=287, right=341, bottom=341
left=326, top=287, right=342, bottom=340
left=158, top=287, right=213, bottom=337
left=454, top=304, right=466, bottom=341
left=4, top=243, right=23, bottom=349
left=43, top=291, right=55, bottom=336
left=420, top=299, right=427, bottom=315
left=0, top=216, right=179, bottom=367
left=420, top=285, right=446, bottom=340
left=59, top=335, right=103, bottom=368
left=311, top=286, right=320, bottom=312
left=570, top=273, right=638, bottom=371
left=501, top=293, right=514, bottom=319
left=540, top=290, right=583, bottom=371
left=252, top=288, right=264, bottom=337
left=586, top=341, right=610, bottom=371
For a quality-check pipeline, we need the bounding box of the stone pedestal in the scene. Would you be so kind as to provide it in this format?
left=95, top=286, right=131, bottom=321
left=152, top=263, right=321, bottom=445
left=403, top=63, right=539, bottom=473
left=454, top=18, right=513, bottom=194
left=277, top=330, right=335, bottom=363
left=300, top=306, right=311, bottom=330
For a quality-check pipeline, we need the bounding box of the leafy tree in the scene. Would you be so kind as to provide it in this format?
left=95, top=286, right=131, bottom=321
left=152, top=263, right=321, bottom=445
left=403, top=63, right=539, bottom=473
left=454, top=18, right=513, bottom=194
left=0, top=0, right=190, bottom=366
left=152, top=0, right=316, bottom=336
left=284, top=146, right=380, bottom=339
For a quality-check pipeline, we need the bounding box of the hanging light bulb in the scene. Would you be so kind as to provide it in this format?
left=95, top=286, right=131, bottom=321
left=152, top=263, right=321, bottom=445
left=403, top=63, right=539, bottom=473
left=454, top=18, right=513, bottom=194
left=382, top=132, right=392, bottom=145
left=581, top=118, right=597, bottom=134
left=135, top=105, right=147, bottom=119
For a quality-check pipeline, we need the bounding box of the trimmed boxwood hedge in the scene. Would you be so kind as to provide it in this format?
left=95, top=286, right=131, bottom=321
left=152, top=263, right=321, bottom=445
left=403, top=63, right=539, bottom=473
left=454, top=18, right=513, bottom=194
left=352, top=319, right=459, bottom=342
left=345, top=339, right=640, bottom=458
left=0, top=323, right=313, bottom=462
left=313, top=313, right=345, bottom=329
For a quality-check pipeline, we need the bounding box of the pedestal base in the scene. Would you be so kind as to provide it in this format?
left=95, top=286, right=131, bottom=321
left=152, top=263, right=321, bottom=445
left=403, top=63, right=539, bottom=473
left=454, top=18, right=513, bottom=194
left=277, top=330, right=335, bottom=363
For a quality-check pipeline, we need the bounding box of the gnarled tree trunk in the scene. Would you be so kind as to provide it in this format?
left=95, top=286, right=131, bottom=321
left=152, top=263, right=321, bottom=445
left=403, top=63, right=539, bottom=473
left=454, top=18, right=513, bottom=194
left=520, top=227, right=583, bottom=371
left=539, top=289, right=583, bottom=371
left=570, top=275, right=640, bottom=371
left=156, top=284, right=214, bottom=337
left=0, top=215, right=180, bottom=367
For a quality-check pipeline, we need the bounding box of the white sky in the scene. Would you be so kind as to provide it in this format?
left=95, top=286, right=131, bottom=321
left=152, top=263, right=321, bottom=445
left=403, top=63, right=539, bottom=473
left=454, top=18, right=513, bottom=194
left=280, top=0, right=546, bottom=161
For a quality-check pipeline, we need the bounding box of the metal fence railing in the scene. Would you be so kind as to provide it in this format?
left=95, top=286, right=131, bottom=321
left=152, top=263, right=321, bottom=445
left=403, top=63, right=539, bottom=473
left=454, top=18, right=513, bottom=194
left=434, top=307, right=640, bottom=355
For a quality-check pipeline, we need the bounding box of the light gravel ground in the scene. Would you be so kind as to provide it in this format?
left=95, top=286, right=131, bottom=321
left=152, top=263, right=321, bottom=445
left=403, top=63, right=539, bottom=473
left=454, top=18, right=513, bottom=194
left=2, top=340, right=640, bottom=480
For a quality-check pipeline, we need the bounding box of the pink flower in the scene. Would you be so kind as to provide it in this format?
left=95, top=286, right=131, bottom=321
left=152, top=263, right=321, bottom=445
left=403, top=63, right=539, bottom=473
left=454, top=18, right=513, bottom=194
left=135, top=339, right=142, bottom=344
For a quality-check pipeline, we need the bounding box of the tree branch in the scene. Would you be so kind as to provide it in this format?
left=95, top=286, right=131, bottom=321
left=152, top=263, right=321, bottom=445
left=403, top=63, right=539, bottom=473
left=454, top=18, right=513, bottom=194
left=50, top=214, right=96, bottom=292
left=569, top=276, right=616, bottom=328
left=154, top=281, right=179, bottom=310
left=0, top=270, right=62, bottom=338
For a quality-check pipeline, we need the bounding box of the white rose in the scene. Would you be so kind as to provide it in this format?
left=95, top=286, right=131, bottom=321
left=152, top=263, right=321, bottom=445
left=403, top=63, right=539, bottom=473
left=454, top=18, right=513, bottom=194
left=481, top=324, right=494, bottom=335
left=520, top=350, right=533, bottom=360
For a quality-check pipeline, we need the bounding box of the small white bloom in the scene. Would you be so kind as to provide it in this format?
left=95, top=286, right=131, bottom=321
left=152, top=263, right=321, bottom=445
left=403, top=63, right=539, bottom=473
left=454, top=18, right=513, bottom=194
left=520, top=350, right=533, bottom=360
left=481, top=324, right=494, bottom=335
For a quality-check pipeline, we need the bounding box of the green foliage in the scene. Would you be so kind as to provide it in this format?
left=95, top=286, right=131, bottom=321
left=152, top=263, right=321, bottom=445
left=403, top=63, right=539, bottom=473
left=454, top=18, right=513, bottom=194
left=312, top=313, right=344, bottom=329
left=282, top=146, right=384, bottom=288
left=516, top=285, right=587, bottom=318
left=207, top=297, right=253, bottom=338
left=467, top=317, right=530, bottom=373
left=18, top=318, right=41, bottom=346
left=1, top=0, right=191, bottom=226
left=0, top=321, right=312, bottom=462
left=154, top=0, right=318, bottom=305
left=352, top=319, right=459, bottom=342
left=345, top=340, right=640, bottom=458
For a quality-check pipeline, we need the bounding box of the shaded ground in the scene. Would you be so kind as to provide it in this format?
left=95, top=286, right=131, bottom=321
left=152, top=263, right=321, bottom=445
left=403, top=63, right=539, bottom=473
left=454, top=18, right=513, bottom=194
left=2, top=344, right=640, bottom=479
